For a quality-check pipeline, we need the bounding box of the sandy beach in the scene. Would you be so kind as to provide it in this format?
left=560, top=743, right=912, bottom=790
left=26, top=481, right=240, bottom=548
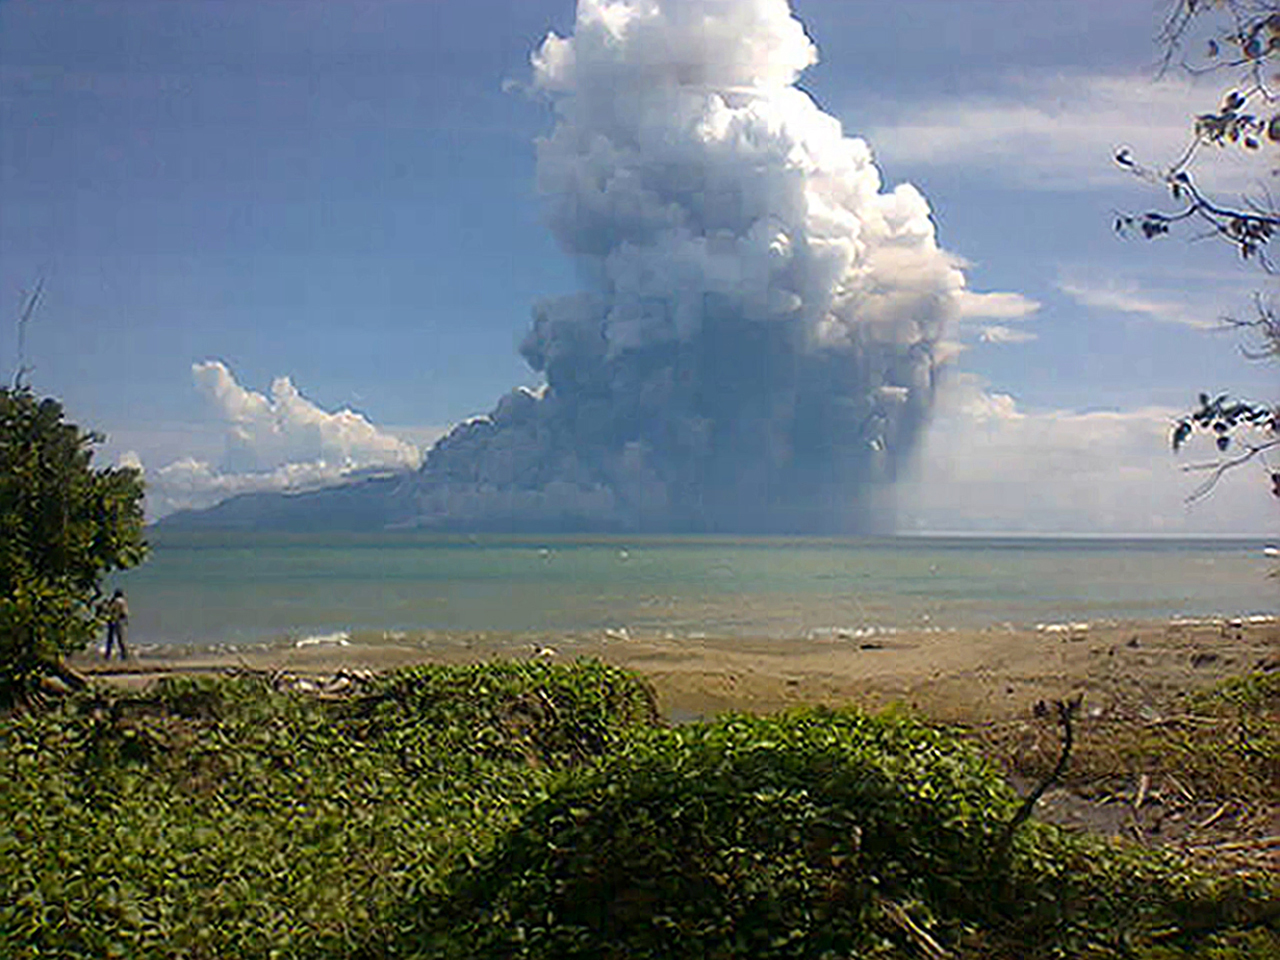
left=73, top=615, right=1279, bottom=724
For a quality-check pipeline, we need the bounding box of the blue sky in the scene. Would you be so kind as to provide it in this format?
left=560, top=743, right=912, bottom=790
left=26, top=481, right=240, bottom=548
left=2, top=0, right=1276, bottom=534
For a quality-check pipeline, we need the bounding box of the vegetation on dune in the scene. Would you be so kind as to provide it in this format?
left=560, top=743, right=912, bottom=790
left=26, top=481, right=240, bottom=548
left=1, top=661, right=1276, bottom=960
left=415, top=708, right=1017, bottom=959
left=417, top=706, right=1278, bottom=960
left=0, top=661, right=657, bottom=960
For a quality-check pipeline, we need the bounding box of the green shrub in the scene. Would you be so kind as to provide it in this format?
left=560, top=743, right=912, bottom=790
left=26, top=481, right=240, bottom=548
left=408, top=707, right=1279, bottom=960
left=415, top=708, right=1019, bottom=959
left=350, top=658, right=659, bottom=773
left=1000, top=822, right=1279, bottom=959
left=0, top=661, right=658, bottom=960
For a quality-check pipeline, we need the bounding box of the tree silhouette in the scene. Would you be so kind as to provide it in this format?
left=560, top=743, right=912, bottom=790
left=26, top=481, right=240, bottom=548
left=1116, top=0, right=1279, bottom=500
left=1, top=388, right=147, bottom=701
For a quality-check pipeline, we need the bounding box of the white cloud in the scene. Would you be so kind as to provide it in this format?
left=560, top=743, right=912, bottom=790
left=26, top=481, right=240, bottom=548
left=867, top=72, right=1274, bottom=193
left=153, top=457, right=375, bottom=510
left=1057, top=274, right=1224, bottom=330
left=897, top=375, right=1278, bottom=535
left=116, top=450, right=144, bottom=471
left=977, top=324, right=1037, bottom=344
left=379, top=423, right=449, bottom=453
left=143, top=362, right=424, bottom=517
left=944, top=290, right=1039, bottom=350
left=956, top=289, right=1040, bottom=321
left=191, top=361, right=420, bottom=473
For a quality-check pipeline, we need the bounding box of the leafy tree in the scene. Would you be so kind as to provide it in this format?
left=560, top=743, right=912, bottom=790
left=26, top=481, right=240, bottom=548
left=1115, top=0, right=1280, bottom=500
left=1, top=387, right=147, bottom=700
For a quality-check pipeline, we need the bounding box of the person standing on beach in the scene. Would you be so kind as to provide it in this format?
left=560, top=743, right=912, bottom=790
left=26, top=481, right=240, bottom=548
left=104, top=588, right=129, bottom=661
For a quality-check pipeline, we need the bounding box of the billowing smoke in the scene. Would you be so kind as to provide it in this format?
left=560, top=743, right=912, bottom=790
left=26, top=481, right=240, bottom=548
left=409, top=0, right=975, bottom=533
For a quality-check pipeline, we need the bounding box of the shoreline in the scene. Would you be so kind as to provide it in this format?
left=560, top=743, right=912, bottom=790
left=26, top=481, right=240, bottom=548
left=65, top=613, right=1280, bottom=871
left=74, top=614, right=1280, bottom=724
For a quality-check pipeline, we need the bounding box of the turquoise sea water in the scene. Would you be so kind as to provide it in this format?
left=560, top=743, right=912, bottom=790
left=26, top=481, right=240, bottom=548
left=109, top=533, right=1279, bottom=648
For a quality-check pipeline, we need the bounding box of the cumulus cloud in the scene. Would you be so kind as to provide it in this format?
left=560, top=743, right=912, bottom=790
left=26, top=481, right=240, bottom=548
left=867, top=72, right=1272, bottom=194
left=146, top=362, right=421, bottom=517
left=190, top=361, right=419, bottom=473
left=396, top=0, right=1026, bottom=533
left=898, top=375, right=1277, bottom=535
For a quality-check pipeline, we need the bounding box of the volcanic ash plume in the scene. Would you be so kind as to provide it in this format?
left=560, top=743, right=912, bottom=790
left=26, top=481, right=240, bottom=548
left=410, top=0, right=968, bottom=533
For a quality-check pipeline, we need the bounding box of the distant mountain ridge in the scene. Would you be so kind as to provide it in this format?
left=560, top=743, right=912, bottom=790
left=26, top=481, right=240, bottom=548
left=153, top=474, right=412, bottom=533
left=152, top=469, right=649, bottom=534
left=152, top=461, right=887, bottom=535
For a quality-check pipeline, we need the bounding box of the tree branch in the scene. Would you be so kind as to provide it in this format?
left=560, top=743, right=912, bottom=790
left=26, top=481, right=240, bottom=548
left=12, top=277, right=43, bottom=390
left=996, top=695, right=1082, bottom=858
left=1182, top=435, right=1280, bottom=500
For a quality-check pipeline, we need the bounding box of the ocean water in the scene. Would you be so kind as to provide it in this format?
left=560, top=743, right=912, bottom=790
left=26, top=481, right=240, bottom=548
left=108, top=532, right=1279, bottom=649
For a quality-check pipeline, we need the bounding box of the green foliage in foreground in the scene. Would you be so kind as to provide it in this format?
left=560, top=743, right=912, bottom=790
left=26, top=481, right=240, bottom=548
left=414, top=710, right=1278, bottom=960
left=1, top=387, right=147, bottom=699
left=0, top=660, right=656, bottom=959
left=415, top=708, right=1015, bottom=958
left=1, top=661, right=1276, bottom=960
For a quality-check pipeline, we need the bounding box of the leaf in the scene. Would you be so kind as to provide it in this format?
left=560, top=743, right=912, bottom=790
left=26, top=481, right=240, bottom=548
left=1172, top=421, right=1192, bottom=451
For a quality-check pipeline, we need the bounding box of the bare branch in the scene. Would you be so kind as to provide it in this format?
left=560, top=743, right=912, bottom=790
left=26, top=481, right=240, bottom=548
left=1220, top=293, right=1280, bottom=357
left=12, top=277, right=43, bottom=390
left=1182, top=438, right=1280, bottom=501
left=996, top=695, right=1083, bottom=858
